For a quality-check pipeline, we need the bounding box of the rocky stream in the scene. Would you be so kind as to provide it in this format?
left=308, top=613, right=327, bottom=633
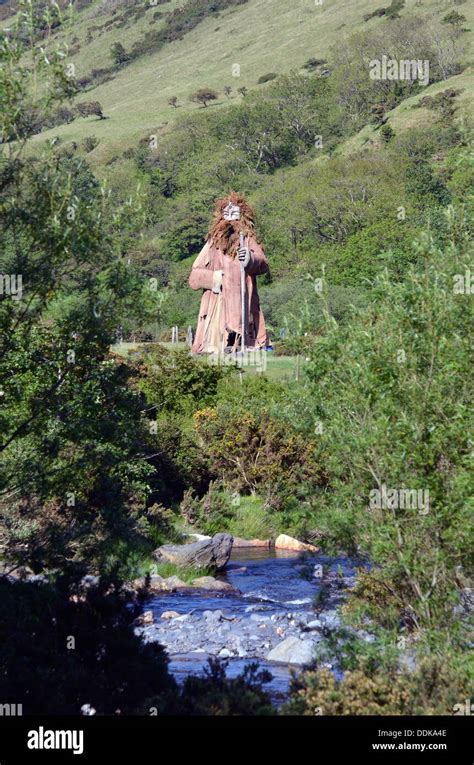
left=135, top=539, right=373, bottom=703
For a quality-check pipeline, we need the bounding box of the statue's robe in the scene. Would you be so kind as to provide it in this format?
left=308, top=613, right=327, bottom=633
left=189, top=235, right=268, bottom=354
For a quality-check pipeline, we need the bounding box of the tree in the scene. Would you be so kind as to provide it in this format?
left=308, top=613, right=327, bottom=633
left=190, top=88, right=218, bottom=107
left=75, top=100, right=106, bottom=119
left=110, top=41, right=130, bottom=66
left=168, top=95, right=178, bottom=108
left=224, top=85, right=232, bottom=97
left=238, top=86, right=248, bottom=97
left=442, top=11, right=466, bottom=29
left=0, top=4, right=152, bottom=578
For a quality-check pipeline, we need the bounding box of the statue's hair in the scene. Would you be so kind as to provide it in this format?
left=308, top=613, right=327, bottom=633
left=206, top=191, right=259, bottom=255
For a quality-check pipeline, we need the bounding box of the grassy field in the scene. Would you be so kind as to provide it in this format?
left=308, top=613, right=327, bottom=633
left=11, top=0, right=472, bottom=170
left=111, top=341, right=307, bottom=381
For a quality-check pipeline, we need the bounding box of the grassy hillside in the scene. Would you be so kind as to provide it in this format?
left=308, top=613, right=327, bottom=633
left=3, top=0, right=472, bottom=341
left=7, top=0, right=471, bottom=169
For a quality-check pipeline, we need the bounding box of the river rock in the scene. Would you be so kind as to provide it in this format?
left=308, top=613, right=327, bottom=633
left=275, top=534, right=319, bottom=553
left=232, top=537, right=272, bottom=548
left=319, top=609, right=341, bottom=629
left=203, top=609, right=223, bottom=623
left=131, top=574, right=189, bottom=592
left=161, top=610, right=180, bottom=620
left=266, top=636, right=318, bottom=665
left=191, top=575, right=240, bottom=593
left=134, top=610, right=154, bottom=626
left=153, top=533, right=233, bottom=571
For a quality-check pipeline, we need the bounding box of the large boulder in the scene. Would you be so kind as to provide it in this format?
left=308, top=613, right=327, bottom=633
left=275, top=534, right=319, bottom=552
left=266, top=636, right=318, bottom=665
left=153, top=533, right=233, bottom=571
left=191, top=575, right=240, bottom=594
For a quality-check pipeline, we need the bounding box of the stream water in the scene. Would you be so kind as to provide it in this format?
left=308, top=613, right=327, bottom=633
left=139, top=548, right=363, bottom=701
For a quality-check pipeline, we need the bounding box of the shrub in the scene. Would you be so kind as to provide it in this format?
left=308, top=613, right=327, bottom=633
left=178, top=658, right=273, bottom=715
left=136, top=346, right=231, bottom=417
left=110, top=41, right=130, bottom=66
left=82, top=134, right=99, bottom=152
left=303, top=58, right=327, bottom=71
left=442, top=11, right=466, bottom=28
left=193, top=407, right=324, bottom=499
left=284, top=654, right=471, bottom=715
left=364, top=0, right=405, bottom=22
left=75, top=100, right=105, bottom=119
left=380, top=123, right=395, bottom=142
left=180, top=488, right=280, bottom=538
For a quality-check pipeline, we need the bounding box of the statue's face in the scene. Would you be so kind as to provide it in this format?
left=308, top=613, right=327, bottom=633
left=223, top=202, right=241, bottom=221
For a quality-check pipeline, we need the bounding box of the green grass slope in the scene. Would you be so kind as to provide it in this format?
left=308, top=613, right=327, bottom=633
left=22, top=0, right=473, bottom=167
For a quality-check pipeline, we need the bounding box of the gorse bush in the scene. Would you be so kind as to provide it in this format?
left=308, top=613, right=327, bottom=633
left=193, top=406, right=325, bottom=500
left=284, top=654, right=471, bottom=716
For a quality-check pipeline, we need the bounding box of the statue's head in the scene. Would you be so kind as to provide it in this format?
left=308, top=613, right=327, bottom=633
left=215, top=191, right=253, bottom=223
left=208, top=192, right=257, bottom=255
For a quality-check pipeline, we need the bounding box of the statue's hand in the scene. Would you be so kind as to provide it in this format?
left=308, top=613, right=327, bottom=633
left=238, top=247, right=250, bottom=268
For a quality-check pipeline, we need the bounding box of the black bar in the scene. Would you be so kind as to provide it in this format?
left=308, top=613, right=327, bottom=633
left=0, top=715, right=471, bottom=763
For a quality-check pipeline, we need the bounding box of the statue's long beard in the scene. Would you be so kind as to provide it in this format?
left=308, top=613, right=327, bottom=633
left=217, top=221, right=244, bottom=255
left=208, top=218, right=254, bottom=256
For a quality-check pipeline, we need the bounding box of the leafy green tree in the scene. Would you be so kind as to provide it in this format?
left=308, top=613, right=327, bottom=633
left=190, top=88, right=218, bottom=107
left=442, top=11, right=466, bottom=29
left=0, top=3, right=155, bottom=578
left=110, top=41, right=130, bottom=66
left=405, top=161, right=451, bottom=207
